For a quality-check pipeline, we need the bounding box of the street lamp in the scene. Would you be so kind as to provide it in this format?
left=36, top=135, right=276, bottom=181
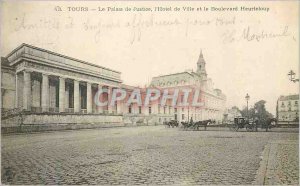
left=288, top=70, right=299, bottom=83
left=245, top=93, right=250, bottom=120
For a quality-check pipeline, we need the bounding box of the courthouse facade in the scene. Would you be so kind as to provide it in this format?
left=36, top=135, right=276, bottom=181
left=1, top=44, right=226, bottom=132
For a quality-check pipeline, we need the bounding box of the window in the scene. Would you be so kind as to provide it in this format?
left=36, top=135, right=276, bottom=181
left=288, top=101, right=291, bottom=105
left=295, top=101, right=298, bottom=105
left=149, top=107, right=152, bottom=114
left=139, top=106, right=142, bottom=114
left=182, top=114, right=185, bottom=120
left=174, top=108, right=177, bottom=113
left=128, top=106, right=132, bottom=114
left=158, top=105, right=161, bottom=114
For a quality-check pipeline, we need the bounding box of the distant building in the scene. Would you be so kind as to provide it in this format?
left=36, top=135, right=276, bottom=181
left=149, top=50, right=226, bottom=124
left=277, top=94, right=299, bottom=123
left=224, top=107, right=242, bottom=122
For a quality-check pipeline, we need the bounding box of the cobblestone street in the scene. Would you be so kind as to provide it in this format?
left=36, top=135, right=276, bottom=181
left=1, top=126, right=299, bottom=185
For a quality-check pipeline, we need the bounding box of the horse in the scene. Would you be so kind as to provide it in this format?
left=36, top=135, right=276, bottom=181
left=181, top=121, right=192, bottom=130
left=169, top=120, right=179, bottom=128
left=164, top=120, right=179, bottom=128
left=173, top=120, right=179, bottom=127
left=163, top=121, right=170, bottom=128
left=193, top=119, right=212, bottom=130
left=265, top=118, right=277, bottom=132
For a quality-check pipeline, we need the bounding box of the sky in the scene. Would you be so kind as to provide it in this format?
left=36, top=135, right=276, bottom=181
left=1, top=1, right=299, bottom=115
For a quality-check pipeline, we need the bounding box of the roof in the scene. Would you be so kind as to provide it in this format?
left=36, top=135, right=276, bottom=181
left=1, top=57, right=10, bottom=66
left=5, top=43, right=121, bottom=74
left=1, top=57, right=15, bottom=70
left=152, top=71, right=194, bottom=79
left=278, top=94, right=299, bottom=101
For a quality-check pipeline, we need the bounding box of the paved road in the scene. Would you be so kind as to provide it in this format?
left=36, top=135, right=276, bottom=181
left=1, top=126, right=299, bottom=185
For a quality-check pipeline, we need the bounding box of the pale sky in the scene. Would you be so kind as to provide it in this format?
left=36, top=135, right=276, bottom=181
left=1, top=1, right=299, bottom=115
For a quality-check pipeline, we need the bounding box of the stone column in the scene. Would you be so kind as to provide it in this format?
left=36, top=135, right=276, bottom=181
left=86, top=82, right=92, bottom=113
left=15, top=73, right=18, bottom=108
left=108, top=86, right=113, bottom=114
left=23, top=70, right=31, bottom=110
left=97, top=84, right=103, bottom=114
left=59, top=77, right=65, bottom=112
left=41, top=73, right=49, bottom=112
left=74, top=80, right=80, bottom=113
left=117, top=98, right=123, bottom=114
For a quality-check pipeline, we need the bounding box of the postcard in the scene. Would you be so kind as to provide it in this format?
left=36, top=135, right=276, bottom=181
left=1, top=0, right=299, bottom=185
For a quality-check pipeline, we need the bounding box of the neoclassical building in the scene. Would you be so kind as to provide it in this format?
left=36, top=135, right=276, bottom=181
left=149, top=51, right=226, bottom=124
left=1, top=44, right=226, bottom=132
left=1, top=44, right=125, bottom=132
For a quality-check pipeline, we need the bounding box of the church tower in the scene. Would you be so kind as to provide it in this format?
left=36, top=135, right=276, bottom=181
left=196, top=50, right=207, bottom=79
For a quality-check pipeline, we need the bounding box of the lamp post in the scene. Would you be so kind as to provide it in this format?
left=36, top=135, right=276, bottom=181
left=254, top=108, right=258, bottom=131
left=288, top=70, right=299, bottom=83
left=245, top=93, right=250, bottom=120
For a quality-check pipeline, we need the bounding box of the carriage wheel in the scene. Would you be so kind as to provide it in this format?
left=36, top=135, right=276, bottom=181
left=233, top=124, right=239, bottom=131
left=229, top=124, right=238, bottom=131
left=245, top=124, right=252, bottom=132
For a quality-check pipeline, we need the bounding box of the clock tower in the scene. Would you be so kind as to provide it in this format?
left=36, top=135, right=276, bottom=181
left=196, top=50, right=207, bottom=79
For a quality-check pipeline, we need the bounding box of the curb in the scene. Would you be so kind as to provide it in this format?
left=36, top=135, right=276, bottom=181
left=254, top=143, right=271, bottom=185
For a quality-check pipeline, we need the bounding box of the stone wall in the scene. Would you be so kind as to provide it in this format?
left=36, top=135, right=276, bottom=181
left=123, top=114, right=173, bottom=126
left=1, top=113, right=124, bottom=133
left=1, top=68, right=16, bottom=110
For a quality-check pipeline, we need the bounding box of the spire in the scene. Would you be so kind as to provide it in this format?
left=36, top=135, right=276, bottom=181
left=199, top=49, right=203, bottom=58
left=197, top=49, right=205, bottom=64
left=196, top=49, right=207, bottom=78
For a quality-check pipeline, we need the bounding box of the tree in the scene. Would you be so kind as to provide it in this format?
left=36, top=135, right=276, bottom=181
left=240, top=100, right=273, bottom=121
left=253, top=100, right=273, bottom=120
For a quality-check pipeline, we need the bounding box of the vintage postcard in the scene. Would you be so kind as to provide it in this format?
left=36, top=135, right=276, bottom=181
left=0, top=0, right=299, bottom=185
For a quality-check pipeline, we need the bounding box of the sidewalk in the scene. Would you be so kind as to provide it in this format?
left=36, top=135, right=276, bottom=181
left=255, top=140, right=299, bottom=185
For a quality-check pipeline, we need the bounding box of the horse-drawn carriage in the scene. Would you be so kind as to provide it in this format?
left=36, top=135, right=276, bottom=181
left=163, top=120, right=179, bottom=128
left=228, top=117, right=277, bottom=132
left=164, top=119, right=215, bottom=130
left=181, top=119, right=215, bottom=131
